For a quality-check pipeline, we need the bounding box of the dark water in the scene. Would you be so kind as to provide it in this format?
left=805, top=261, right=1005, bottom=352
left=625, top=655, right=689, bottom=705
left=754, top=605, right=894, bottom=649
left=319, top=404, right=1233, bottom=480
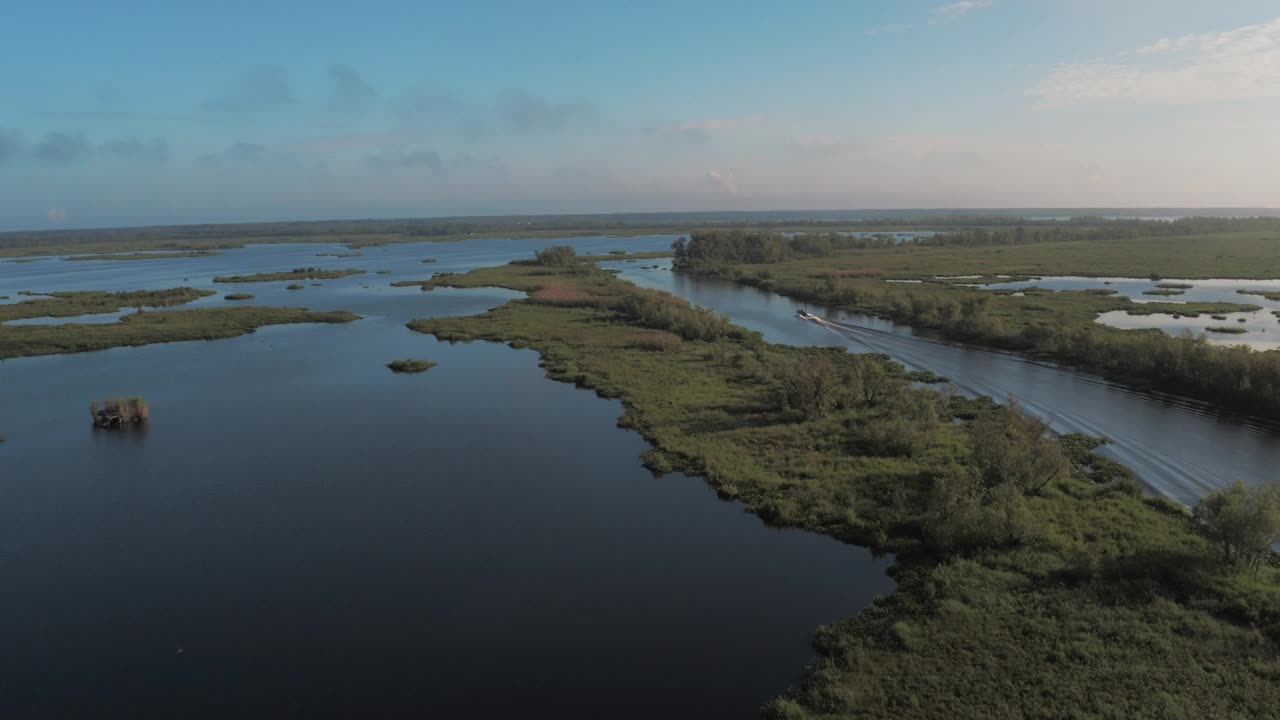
left=0, top=237, right=894, bottom=719
left=609, top=262, right=1280, bottom=506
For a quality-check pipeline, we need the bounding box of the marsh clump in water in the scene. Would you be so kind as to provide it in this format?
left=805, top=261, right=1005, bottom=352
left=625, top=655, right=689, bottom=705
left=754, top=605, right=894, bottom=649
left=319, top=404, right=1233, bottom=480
left=386, top=358, right=438, bottom=374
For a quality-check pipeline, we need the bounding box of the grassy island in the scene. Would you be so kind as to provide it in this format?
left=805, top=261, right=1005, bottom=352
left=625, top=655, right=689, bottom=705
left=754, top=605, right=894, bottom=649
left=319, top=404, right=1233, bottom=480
left=63, top=251, right=219, bottom=261
left=0, top=288, right=215, bottom=323
left=213, top=267, right=365, bottom=283
left=386, top=358, right=437, bottom=373
left=0, top=292, right=358, bottom=359
left=1238, top=289, right=1280, bottom=301
left=1207, top=326, right=1250, bottom=334
left=224, top=293, right=255, bottom=301
left=407, top=253, right=1280, bottom=718
left=1141, top=288, right=1185, bottom=296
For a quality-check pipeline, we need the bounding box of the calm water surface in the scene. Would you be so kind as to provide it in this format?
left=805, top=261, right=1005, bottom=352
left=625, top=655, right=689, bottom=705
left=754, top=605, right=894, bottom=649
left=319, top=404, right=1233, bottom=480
left=0, top=237, right=894, bottom=719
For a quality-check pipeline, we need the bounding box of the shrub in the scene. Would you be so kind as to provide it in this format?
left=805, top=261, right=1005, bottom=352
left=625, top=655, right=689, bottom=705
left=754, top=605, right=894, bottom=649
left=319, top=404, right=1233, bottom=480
left=535, top=245, right=578, bottom=267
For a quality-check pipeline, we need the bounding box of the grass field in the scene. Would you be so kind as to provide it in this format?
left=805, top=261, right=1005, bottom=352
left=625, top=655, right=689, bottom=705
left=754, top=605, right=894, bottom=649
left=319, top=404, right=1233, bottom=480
left=408, top=257, right=1280, bottom=719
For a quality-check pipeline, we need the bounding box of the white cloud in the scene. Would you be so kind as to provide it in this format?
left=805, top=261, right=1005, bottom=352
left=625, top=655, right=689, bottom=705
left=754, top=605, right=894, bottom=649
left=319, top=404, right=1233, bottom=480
left=1030, top=17, right=1280, bottom=108
left=931, top=1, right=993, bottom=23
left=705, top=168, right=739, bottom=194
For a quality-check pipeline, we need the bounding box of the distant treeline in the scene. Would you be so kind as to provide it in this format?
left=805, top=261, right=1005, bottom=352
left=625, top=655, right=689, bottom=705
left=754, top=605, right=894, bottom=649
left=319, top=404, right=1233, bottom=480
left=919, top=216, right=1280, bottom=247
left=6, top=211, right=1280, bottom=252
left=671, top=218, right=1280, bottom=270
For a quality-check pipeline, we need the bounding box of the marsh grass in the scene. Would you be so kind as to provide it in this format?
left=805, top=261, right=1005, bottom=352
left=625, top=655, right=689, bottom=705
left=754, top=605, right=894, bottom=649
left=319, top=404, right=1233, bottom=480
left=224, top=293, right=255, bottom=301
left=1207, top=326, right=1250, bottom=334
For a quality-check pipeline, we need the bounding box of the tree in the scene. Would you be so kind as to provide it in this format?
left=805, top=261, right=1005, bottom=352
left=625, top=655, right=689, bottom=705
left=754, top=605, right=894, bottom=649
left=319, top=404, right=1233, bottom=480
left=534, top=245, right=577, bottom=267
left=774, top=356, right=857, bottom=420
left=969, top=399, right=1068, bottom=496
left=1192, top=480, right=1280, bottom=571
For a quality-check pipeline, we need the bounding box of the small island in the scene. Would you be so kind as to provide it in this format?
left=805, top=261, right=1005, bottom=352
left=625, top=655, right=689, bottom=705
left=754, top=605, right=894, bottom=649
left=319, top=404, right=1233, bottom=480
left=224, top=293, right=255, bottom=301
left=386, top=358, right=438, bottom=374
left=91, top=396, right=149, bottom=428
left=213, top=267, right=365, bottom=283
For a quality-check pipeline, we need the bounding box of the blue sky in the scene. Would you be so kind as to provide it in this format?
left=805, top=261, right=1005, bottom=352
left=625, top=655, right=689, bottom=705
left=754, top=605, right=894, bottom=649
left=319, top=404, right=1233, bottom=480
left=2, top=0, right=1279, bottom=229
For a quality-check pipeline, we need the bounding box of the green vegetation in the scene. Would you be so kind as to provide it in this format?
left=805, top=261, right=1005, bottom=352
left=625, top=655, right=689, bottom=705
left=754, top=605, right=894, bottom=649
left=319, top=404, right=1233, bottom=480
left=1155, top=282, right=1194, bottom=289
left=386, top=358, right=438, bottom=373
left=1193, top=480, right=1280, bottom=571
left=0, top=288, right=213, bottom=323
left=224, top=293, right=255, bottom=301
left=905, top=369, right=949, bottom=384
left=673, top=231, right=1280, bottom=418
left=534, top=244, right=579, bottom=267
left=1207, top=326, right=1250, bottom=334
left=213, top=267, right=365, bottom=283
left=0, top=305, right=358, bottom=359
left=410, top=256, right=1280, bottom=718
left=285, top=283, right=304, bottom=290
left=1239, top=288, right=1280, bottom=301
left=1212, top=314, right=1229, bottom=320
left=316, top=251, right=363, bottom=258
left=1142, top=288, right=1185, bottom=296
left=63, top=251, right=219, bottom=261
left=421, top=258, right=438, bottom=263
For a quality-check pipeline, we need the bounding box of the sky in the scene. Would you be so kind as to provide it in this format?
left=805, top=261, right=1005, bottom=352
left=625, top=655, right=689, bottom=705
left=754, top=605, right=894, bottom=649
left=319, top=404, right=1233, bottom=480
left=2, top=0, right=1279, bottom=230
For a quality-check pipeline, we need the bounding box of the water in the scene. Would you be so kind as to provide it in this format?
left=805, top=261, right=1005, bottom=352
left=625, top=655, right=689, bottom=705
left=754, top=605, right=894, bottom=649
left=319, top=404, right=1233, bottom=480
left=607, top=262, right=1280, bottom=506
left=0, top=237, right=894, bottom=719
left=979, top=276, right=1280, bottom=349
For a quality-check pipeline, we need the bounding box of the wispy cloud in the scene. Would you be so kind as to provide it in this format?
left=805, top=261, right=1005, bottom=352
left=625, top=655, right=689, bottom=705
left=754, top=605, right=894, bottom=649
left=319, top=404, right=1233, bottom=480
left=931, top=1, right=993, bottom=23
left=33, top=132, right=93, bottom=164
left=200, top=66, right=295, bottom=113
left=496, top=91, right=593, bottom=132
left=367, top=149, right=444, bottom=172
left=783, top=135, right=861, bottom=156
left=705, top=168, right=739, bottom=195
left=1029, top=17, right=1280, bottom=108
left=98, top=138, right=170, bottom=164
left=392, top=88, right=465, bottom=124
left=0, top=129, right=22, bottom=165
left=659, top=114, right=762, bottom=143
left=324, top=64, right=377, bottom=114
